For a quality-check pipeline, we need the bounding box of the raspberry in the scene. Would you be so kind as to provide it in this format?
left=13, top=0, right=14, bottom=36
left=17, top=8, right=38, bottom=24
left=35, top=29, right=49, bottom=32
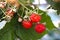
left=0, top=2, right=6, bottom=8
left=30, top=13, right=41, bottom=22
left=6, top=8, right=15, bottom=17
left=22, top=20, right=32, bottom=29
left=35, top=24, right=46, bottom=33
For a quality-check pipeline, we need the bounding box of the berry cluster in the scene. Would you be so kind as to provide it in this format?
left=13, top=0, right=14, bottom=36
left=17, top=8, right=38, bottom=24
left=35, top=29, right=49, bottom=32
left=5, top=8, right=15, bottom=22
left=18, top=13, right=46, bottom=33
left=0, top=1, right=19, bottom=22
left=0, top=1, right=46, bottom=34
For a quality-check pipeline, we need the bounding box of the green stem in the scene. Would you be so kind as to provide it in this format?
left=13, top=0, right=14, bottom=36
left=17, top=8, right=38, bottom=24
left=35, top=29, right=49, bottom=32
left=18, top=0, right=40, bottom=16
left=17, top=13, right=20, bottom=17
left=18, top=0, right=36, bottom=13
left=0, top=17, right=5, bottom=22
left=18, top=1, right=30, bottom=11
left=21, top=7, right=24, bottom=17
left=0, top=8, right=5, bottom=15
left=36, top=8, right=39, bottom=14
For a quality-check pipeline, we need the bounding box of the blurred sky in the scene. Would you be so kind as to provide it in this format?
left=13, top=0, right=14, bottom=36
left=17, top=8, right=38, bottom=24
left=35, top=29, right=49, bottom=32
left=33, top=0, right=47, bottom=4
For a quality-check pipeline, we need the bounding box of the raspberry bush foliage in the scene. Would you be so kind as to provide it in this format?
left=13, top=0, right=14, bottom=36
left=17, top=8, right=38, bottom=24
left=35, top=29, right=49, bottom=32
left=0, top=0, right=58, bottom=40
left=46, top=0, right=60, bottom=15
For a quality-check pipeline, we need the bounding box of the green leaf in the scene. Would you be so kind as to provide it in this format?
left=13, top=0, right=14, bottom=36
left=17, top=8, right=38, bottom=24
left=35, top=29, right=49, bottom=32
left=0, top=3, right=55, bottom=40
left=0, top=14, right=17, bottom=40
left=38, top=9, right=55, bottom=30
left=46, top=0, right=60, bottom=10
left=0, top=30, right=15, bottom=40
left=15, top=23, right=47, bottom=40
left=15, top=10, right=55, bottom=40
left=57, top=10, right=60, bottom=15
left=40, top=13, right=55, bottom=30
left=46, top=0, right=60, bottom=14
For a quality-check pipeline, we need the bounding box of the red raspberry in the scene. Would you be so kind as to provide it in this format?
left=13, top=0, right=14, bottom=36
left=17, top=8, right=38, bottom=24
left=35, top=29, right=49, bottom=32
left=30, top=13, right=41, bottom=22
left=22, top=20, right=32, bottom=29
left=35, top=24, right=46, bottom=33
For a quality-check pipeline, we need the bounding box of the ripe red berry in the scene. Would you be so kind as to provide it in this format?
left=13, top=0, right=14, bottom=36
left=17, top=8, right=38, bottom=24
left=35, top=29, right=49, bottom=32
left=35, top=24, right=46, bottom=33
left=22, top=20, right=32, bottom=29
left=30, top=13, right=41, bottom=22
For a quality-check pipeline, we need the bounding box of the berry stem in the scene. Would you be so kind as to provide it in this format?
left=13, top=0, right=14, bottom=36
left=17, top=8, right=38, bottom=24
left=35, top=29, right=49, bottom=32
left=21, top=7, right=24, bottom=17
left=18, top=0, right=30, bottom=11
left=36, top=8, right=39, bottom=14
left=17, top=7, right=24, bottom=17
left=18, top=0, right=36, bottom=13
left=0, top=8, right=5, bottom=15
left=17, top=13, right=20, bottom=17
left=0, top=17, right=5, bottom=22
